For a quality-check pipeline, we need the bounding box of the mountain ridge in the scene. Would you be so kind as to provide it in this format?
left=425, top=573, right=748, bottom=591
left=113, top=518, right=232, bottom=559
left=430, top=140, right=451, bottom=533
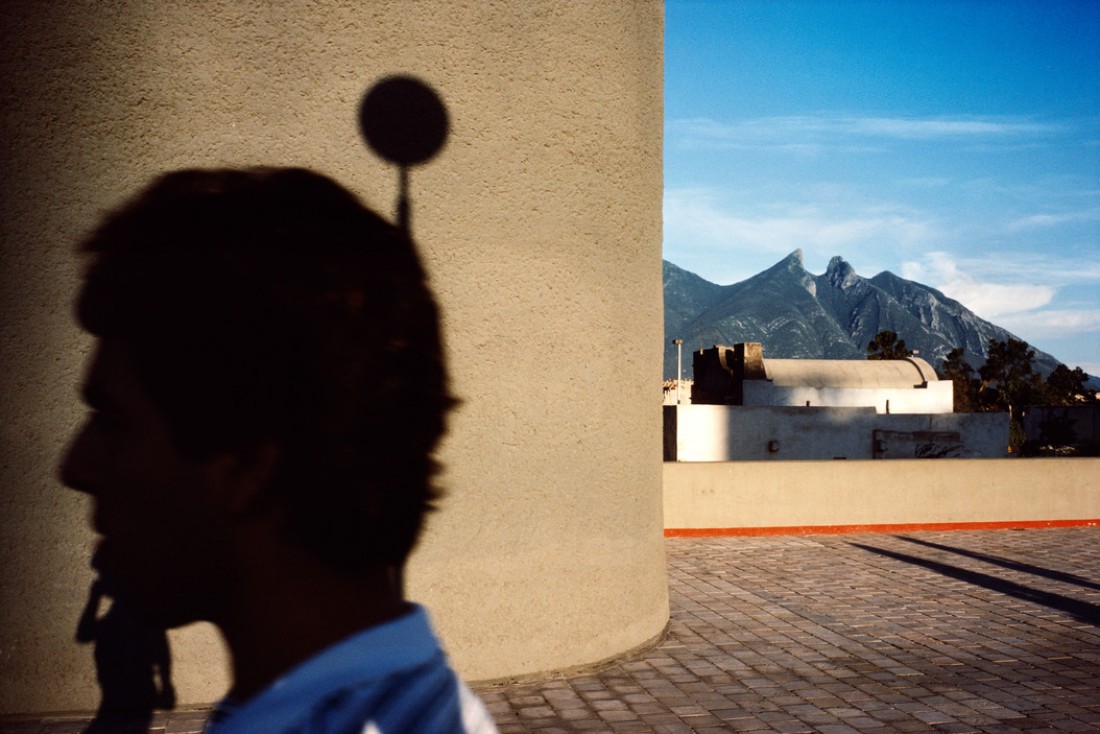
left=663, top=252, right=1071, bottom=381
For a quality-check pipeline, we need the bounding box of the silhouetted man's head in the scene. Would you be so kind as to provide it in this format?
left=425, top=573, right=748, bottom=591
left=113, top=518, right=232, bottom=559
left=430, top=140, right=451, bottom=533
left=63, top=168, right=454, bottom=624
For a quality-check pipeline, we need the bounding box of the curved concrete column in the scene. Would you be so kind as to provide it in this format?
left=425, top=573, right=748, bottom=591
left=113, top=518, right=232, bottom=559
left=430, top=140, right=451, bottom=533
left=0, top=1, right=667, bottom=713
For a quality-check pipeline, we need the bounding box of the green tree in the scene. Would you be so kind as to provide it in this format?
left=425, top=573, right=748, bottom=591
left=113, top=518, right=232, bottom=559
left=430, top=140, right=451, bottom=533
left=866, top=330, right=912, bottom=360
left=937, top=347, right=979, bottom=412
left=1045, top=364, right=1096, bottom=405
left=977, top=338, right=1044, bottom=452
left=977, top=338, right=1042, bottom=419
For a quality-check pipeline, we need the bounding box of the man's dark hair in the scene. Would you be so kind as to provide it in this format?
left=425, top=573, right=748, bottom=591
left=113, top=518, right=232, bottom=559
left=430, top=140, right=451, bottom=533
left=77, top=167, right=455, bottom=571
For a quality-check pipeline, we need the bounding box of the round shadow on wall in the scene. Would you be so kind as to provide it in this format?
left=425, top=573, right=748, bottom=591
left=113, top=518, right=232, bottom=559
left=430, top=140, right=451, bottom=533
left=359, top=75, right=449, bottom=167
left=358, top=75, right=449, bottom=232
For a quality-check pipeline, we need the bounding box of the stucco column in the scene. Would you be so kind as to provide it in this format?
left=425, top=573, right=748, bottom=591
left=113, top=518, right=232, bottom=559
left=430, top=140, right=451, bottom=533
left=0, top=0, right=666, bottom=713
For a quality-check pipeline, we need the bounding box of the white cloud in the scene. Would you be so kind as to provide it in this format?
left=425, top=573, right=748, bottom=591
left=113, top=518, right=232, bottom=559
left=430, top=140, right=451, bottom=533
left=664, top=188, right=936, bottom=282
left=664, top=189, right=935, bottom=252
left=900, top=176, right=952, bottom=189
left=668, top=114, right=1063, bottom=152
left=900, top=252, right=1054, bottom=319
left=886, top=254, right=1100, bottom=365
left=1005, top=206, right=1100, bottom=232
left=995, top=310, right=1100, bottom=337
left=849, top=117, right=1057, bottom=139
left=903, top=250, right=1100, bottom=288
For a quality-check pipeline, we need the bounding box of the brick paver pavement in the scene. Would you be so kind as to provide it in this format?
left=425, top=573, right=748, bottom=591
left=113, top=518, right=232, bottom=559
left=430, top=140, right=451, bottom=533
left=4, top=528, right=1099, bottom=733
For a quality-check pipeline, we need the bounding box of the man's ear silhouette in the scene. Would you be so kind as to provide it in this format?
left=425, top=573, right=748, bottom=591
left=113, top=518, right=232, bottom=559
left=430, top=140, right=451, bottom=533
left=212, top=443, right=281, bottom=517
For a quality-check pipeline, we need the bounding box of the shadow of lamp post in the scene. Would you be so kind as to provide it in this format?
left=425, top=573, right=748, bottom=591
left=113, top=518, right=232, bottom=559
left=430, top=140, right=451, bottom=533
left=358, top=75, right=449, bottom=235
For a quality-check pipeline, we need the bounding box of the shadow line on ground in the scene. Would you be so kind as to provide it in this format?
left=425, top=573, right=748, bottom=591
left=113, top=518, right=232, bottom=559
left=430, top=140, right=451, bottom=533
left=895, top=535, right=1100, bottom=592
left=850, top=542, right=1100, bottom=627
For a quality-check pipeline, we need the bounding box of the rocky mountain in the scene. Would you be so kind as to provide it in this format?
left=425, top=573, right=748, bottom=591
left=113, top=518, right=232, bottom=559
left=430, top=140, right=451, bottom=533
left=664, top=250, right=1068, bottom=380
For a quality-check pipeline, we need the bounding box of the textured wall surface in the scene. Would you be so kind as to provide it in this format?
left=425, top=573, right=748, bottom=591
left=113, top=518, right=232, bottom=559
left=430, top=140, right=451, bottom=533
left=0, top=1, right=666, bottom=714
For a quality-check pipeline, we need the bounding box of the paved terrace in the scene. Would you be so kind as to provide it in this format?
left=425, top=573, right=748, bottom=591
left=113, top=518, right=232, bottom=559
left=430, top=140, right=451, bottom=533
left=5, top=527, right=1099, bottom=733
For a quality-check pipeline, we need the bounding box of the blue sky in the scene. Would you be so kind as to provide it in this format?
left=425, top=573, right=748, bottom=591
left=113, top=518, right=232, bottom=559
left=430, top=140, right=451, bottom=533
left=664, top=0, right=1100, bottom=375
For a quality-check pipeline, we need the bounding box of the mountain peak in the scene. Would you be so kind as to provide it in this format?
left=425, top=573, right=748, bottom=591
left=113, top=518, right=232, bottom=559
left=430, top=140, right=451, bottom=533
left=662, top=254, right=1069, bottom=380
left=766, top=249, right=806, bottom=277
left=825, top=256, right=860, bottom=290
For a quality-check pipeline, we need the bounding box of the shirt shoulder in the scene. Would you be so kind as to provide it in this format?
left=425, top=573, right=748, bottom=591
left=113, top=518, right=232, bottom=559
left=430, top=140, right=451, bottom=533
left=204, top=605, right=498, bottom=734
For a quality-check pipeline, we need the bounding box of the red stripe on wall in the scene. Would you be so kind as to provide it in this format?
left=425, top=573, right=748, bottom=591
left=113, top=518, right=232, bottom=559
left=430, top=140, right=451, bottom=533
left=664, top=518, right=1100, bottom=538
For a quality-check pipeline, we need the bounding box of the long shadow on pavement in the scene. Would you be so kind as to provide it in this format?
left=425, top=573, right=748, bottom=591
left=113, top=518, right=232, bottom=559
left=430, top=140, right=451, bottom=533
left=895, top=534, right=1100, bottom=592
left=850, top=542, right=1100, bottom=627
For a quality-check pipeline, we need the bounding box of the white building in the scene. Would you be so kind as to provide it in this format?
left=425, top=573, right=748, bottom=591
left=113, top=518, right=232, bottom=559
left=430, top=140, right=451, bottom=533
left=665, top=343, right=1007, bottom=461
left=690, top=342, right=952, bottom=414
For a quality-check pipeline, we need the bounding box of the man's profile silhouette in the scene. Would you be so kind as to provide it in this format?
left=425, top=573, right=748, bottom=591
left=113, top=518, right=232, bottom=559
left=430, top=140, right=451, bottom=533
left=61, top=167, right=497, bottom=733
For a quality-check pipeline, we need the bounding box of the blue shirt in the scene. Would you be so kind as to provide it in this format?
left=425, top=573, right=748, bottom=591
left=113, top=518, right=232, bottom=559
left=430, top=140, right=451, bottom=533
left=204, top=605, right=497, bottom=734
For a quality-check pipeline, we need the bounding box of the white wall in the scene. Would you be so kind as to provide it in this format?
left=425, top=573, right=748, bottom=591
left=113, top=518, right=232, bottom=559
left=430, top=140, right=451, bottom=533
left=665, top=404, right=1009, bottom=461
left=743, top=380, right=954, bottom=414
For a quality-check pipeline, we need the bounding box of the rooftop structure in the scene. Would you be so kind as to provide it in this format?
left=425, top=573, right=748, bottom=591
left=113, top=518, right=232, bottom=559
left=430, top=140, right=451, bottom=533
left=691, top=342, right=952, bottom=414
left=667, top=343, right=1005, bottom=460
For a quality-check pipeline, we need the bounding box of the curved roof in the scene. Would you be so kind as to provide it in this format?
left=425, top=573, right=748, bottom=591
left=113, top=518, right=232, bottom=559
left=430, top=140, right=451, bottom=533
left=762, top=357, right=938, bottom=389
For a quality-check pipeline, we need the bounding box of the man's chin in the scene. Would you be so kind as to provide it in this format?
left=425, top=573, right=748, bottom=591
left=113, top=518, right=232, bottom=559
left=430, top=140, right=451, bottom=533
left=89, top=540, right=194, bottom=630
left=111, top=590, right=196, bottom=632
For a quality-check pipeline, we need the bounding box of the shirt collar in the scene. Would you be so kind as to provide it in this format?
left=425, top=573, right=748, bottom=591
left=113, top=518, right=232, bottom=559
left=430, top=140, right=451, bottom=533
left=207, top=604, right=442, bottom=733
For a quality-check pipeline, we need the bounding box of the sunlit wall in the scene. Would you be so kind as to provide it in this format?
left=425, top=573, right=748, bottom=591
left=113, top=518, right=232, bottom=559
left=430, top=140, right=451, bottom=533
left=0, top=0, right=666, bottom=713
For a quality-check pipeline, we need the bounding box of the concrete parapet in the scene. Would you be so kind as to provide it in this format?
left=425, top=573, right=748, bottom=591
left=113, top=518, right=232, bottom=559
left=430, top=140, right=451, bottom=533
left=664, top=458, right=1100, bottom=534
